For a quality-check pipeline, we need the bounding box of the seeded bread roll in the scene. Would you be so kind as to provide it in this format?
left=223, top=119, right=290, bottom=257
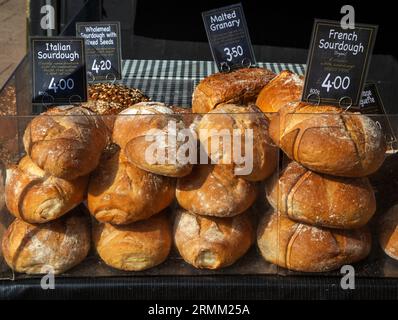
left=266, top=161, right=376, bottom=229
left=1, top=208, right=91, bottom=275
left=93, top=212, right=171, bottom=271
left=88, top=83, right=149, bottom=109
left=192, top=68, right=275, bottom=114
left=23, top=106, right=109, bottom=180
left=197, top=104, right=278, bottom=181
left=176, top=164, right=257, bottom=217
left=269, top=102, right=386, bottom=177
left=256, top=70, right=303, bottom=115
left=257, top=210, right=372, bottom=272
left=174, top=209, right=254, bottom=269
left=88, top=151, right=175, bottom=225
left=379, top=204, right=398, bottom=260
left=5, top=156, right=88, bottom=224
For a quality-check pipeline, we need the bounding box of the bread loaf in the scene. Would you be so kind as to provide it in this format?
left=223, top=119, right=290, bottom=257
left=88, top=151, right=175, bottom=225
left=174, top=209, right=254, bottom=269
left=88, top=83, right=149, bottom=109
left=176, top=164, right=257, bottom=217
left=257, top=210, right=371, bottom=272
left=379, top=204, right=398, bottom=260
left=1, top=208, right=91, bottom=274
left=112, top=102, right=175, bottom=148
left=266, top=161, right=376, bottom=229
left=93, top=212, right=171, bottom=271
left=5, top=156, right=88, bottom=223
left=197, top=104, right=278, bottom=181
left=256, top=70, right=303, bottom=114
left=269, top=102, right=386, bottom=177
left=23, top=106, right=109, bottom=180
left=192, top=68, right=275, bottom=114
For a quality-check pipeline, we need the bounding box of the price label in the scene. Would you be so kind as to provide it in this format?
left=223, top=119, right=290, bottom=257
left=353, top=83, right=396, bottom=145
left=302, top=19, right=378, bottom=107
left=31, top=37, right=87, bottom=104
left=76, top=22, right=122, bottom=81
left=202, top=3, right=256, bottom=72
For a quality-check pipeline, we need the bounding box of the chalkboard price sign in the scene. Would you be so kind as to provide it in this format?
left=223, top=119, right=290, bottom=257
left=202, top=3, right=256, bottom=72
left=31, top=37, right=87, bottom=104
left=76, top=22, right=122, bottom=82
left=302, top=20, right=378, bottom=107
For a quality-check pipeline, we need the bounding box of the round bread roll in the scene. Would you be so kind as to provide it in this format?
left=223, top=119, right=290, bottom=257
left=23, top=106, right=109, bottom=180
left=5, top=156, right=88, bottom=223
left=112, top=101, right=175, bottom=148
left=174, top=209, right=254, bottom=269
left=176, top=164, right=257, bottom=217
left=88, top=151, right=175, bottom=225
left=192, top=68, right=275, bottom=114
left=197, top=104, right=277, bottom=181
left=93, top=212, right=171, bottom=271
left=114, top=102, right=193, bottom=177
left=257, top=210, right=372, bottom=272
left=1, top=209, right=91, bottom=274
left=88, top=83, right=149, bottom=109
left=266, top=161, right=376, bottom=229
left=256, top=70, right=303, bottom=114
left=379, top=204, right=398, bottom=260
left=269, top=102, right=386, bottom=177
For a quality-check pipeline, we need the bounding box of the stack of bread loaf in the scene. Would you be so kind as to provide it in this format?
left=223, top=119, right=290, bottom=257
left=0, top=84, right=156, bottom=274
left=255, top=70, right=387, bottom=272
left=174, top=68, right=277, bottom=269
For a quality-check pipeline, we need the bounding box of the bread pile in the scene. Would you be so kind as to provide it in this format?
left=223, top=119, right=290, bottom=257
left=1, top=85, right=152, bottom=274
left=256, top=71, right=387, bottom=272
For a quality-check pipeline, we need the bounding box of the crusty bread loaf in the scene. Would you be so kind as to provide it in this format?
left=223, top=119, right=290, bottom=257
left=23, top=106, right=109, bottom=180
left=256, top=70, right=303, bottom=114
left=1, top=208, right=91, bottom=274
left=266, top=161, right=376, bottom=229
left=174, top=208, right=254, bottom=269
left=176, top=164, right=257, bottom=217
left=93, top=212, right=171, bottom=271
left=379, top=204, right=398, bottom=260
left=197, top=104, right=278, bottom=181
left=88, top=83, right=149, bottom=109
left=257, top=210, right=371, bottom=272
left=112, top=101, right=175, bottom=148
left=192, top=68, right=275, bottom=114
left=88, top=151, right=175, bottom=225
left=269, top=102, right=386, bottom=177
left=113, top=101, right=194, bottom=177
left=5, top=156, right=88, bottom=224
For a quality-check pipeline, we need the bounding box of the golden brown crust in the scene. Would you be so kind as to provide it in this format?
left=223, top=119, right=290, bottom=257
left=93, top=212, right=171, bottom=271
left=269, top=102, right=386, bottom=177
left=176, top=164, right=257, bottom=217
left=23, top=106, right=110, bottom=180
left=88, top=151, right=175, bottom=225
left=174, top=209, right=254, bottom=269
left=1, top=210, right=91, bottom=274
left=379, top=205, right=398, bottom=260
left=192, top=68, right=276, bottom=114
left=266, top=161, right=376, bottom=229
left=197, top=103, right=278, bottom=181
left=256, top=70, right=303, bottom=114
left=257, top=210, right=371, bottom=272
left=5, top=156, right=88, bottom=224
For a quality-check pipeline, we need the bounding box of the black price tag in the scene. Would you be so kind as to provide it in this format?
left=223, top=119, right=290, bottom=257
left=202, top=3, right=256, bottom=72
left=302, top=19, right=377, bottom=107
left=31, top=37, right=87, bottom=104
left=355, top=83, right=397, bottom=145
left=76, top=21, right=122, bottom=82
